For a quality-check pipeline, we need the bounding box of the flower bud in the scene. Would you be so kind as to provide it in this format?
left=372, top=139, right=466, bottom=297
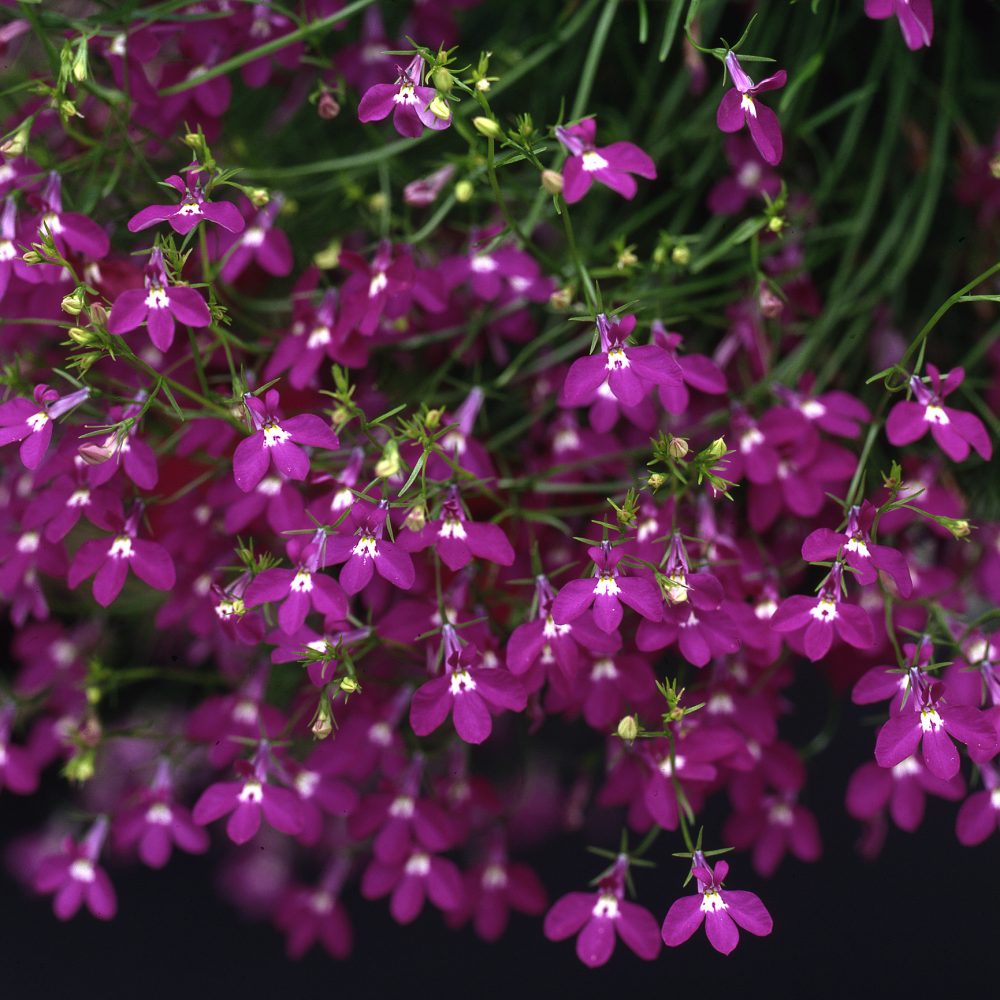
left=540, top=169, right=564, bottom=196
left=472, top=116, right=503, bottom=140
left=64, top=748, right=96, bottom=783
left=670, top=244, right=691, bottom=267
left=475, top=77, right=491, bottom=92
left=249, top=188, right=269, bottom=207
left=431, top=66, right=454, bottom=93
left=946, top=518, right=972, bottom=540
left=646, top=472, right=667, bottom=490
left=88, top=302, right=108, bottom=327
left=20, top=250, right=42, bottom=265
left=317, top=91, right=341, bottom=119
left=61, top=288, right=85, bottom=316
left=758, top=282, right=783, bottom=319
left=990, top=154, right=1000, bottom=180
left=703, top=437, right=727, bottom=462
left=311, top=714, right=334, bottom=739
left=340, top=676, right=360, bottom=694
left=768, top=215, right=785, bottom=233
left=667, top=436, right=689, bottom=460
left=1, top=121, right=30, bottom=156
left=78, top=441, right=116, bottom=465
left=59, top=99, right=80, bottom=120
left=374, top=439, right=401, bottom=478
left=67, top=326, right=99, bottom=347
left=403, top=504, right=427, bottom=532
left=617, top=715, right=639, bottom=742
left=454, top=179, right=474, bottom=203
left=428, top=95, right=451, bottom=121
left=72, top=40, right=89, bottom=82
left=549, top=286, right=573, bottom=310
left=182, top=132, right=201, bottom=149
left=313, top=239, right=341, bottom=269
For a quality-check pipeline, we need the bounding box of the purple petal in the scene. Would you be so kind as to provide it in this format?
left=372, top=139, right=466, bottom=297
left=746, top=103, right=783, bottom=166
left=59, top=213, right=109, bottom=258
left=107, top=289, right=148, bottom=334
left=875, top=712, right=922, bottom=768
left=227, top=801, right=262, bottom=844
left=956, top=792, right=997, bottom=846
left=283, top=413, right=339, bottom=450
left=921, top=725, right=958, bottom=781
left=130, top=539, right=175, bottom=591
left=409, top=677, right=451, bottom=737
left=464, top=523, right=515, bottom=566
left=576, top=916, right=616, bottom=968
left=127, top=204, right=178, bottom=233
left=167, top=286, right=211, bottom=327
left=453, top=691, right=492, bottom=744
left=192, top=782, right=240, bottom=824
left=617, top=902, right=661, bottom=960
left=551, top=578, right=595, bottom=624
left=601, top=142, right=656, bottom=179
left=617, top=577, right=663, bottom=622
left=724, top=890, right=772, bottom=936
left=147, top=306, right=176, bottom=352
left=661, top=895, right=705, bottom=947
left=93, top=555, right=129, bottom=607
left=885, top=400, right=927, bottom=446
left=705, top=908, right=740, bottom=955
left=201, top=201, right=246, bottom=233
left=544, top=893, right=594, bottom=940
left=358, top=84, right=399, bottom=123
left=233, top=434, right=268, bottom=492
left=561, top=355, right=608, bottom=406
left=261, top=786, right=305, bottom=835
left=472, top=668, right=527, bottom=712
left=716, top=89, right=745, bottom=133
left=374, top=542, right=415, bottom=589
left=270, top=440, right=310, bottom=481
left=560, top=156, right=592, bottom=204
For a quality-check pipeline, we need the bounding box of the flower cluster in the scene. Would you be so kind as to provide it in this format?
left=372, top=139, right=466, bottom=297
left=0, top=0, right=997, bottom=976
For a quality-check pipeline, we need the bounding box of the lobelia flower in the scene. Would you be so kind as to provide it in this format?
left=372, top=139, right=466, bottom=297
left=554, top=118, right=657, bottom=204
left=360, top=848, right=464, bottom=924
left=707, top=134, right=782, bottom=215
left=214, top=194, right=293, bottom=282
left=409, top=624, right=527, bottom=745
left=127, top=164, right=245, bottom=235
left=244, top=530, right=348, bottom=634
left=0, top=197, right=21, bottom=301
left=32, top=171, right=110, bottom=261
left=66, top=505, right=176, bottom=607
left=716, top=50, right=787, bottom=166
left=770, top=565, right=875, bottom=662
left=275, top=859, right=354, bottom=959
left=955, top=762, right=1000, bottom=846
left=403, top=164, right=456, bottom=206
left=357, top=54, right=451, bottom=138
left=113, top=760, right=210, bottom=868
left=324, top=501, right=415, bottom=594
left=724, top=792, right=822, bottom=877
left=0, top=704, right=39, bottom=794
left=552, top=542, right=662, bottom=635
left=801, top=502, right=913, bottom=598
left=885, top=365, right=992, bottom=462
left=192, top=746, right=305, bottom=845
left=397, top=491, right=514, bottom=572
left=232, top=389, right=340, bottom=493
left=0, top=384, right=89, bottom=470
left=865, top=0, right=933, bottom=50
left=874, top=676, right=998, bottom=781
left=560, top=313, right=683, bottom=410
left=661, top=853, right=773, bottom=955
left=543, top=854, right=660, bottom=968
left=107, top=247, right=211, bottom=353
left=33, top=817, right=116, bottom=921
left=847, top=755, right=964, bottom=833
left=651, top=323, right=728, bottom=414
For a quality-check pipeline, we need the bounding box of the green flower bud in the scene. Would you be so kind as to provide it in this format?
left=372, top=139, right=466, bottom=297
left=472, top=116, right=503, bottom=140
left=431, top=66, right=454, bottom=93
left=617, top=715, right=639, bottom=742
left=454, top=179, right=474, bottom=203
left=540, top=169, right=564, bottom=196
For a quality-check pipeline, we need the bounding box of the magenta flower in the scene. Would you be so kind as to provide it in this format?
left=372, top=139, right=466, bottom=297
left=192, top=751, right=305, bottom=845
left=67, top=507, right=176, bottom=608
left=35, top=172, right=110, bottom=260
left=0, top=384, right=89, bottom=470
left=398, top=492, right=514, bottom=572
left=885, top=365, right=992, bottom=462
left=361, top=849, right=464, bottom=924
left=661, top=854, right=772, bottom=955
left=113, top=762, right=209, bottom=868
left=847, top=755, right=963, bottom=833
left=865, top=0, right=933, bottom=50
left=716, top=51, right=787, bottom=166
left=214, top=195, right=293, bottom=283
left=33, top=818, right=116, bottom=921
left=357, top=55, right=451, bottom=139
left=555, top=118, right=656, bottom=204
left=708, top=134, right=782, bottom=215
left=127, top=165, right=245, bottom=235
left=552, top=542, right=662, bottom=635
left=276, top=860, right=354, bottom=959
left=874, top=678, right=998, bottom=781
left=107, top=247, right=211, bottom=352
left=409, top=625, right=526, bottom=745
left=324, top=501, right=415, bottom=594
left=232, top=389, right=339, bottom=493
left=543, top=855, right=660, bottom=968
left=956, top=763, right=1000, bottom=846
left=561, top=313, right=682, bottom=410
left=0, top=706, right=38, bottom=794
left=770, top=567, right=875, bottom=661
left=801, top=502, right=912, bottom=598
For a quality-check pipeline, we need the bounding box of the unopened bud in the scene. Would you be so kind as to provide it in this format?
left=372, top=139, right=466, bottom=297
left=667, top=436, right=689, bottom=460
left=1, top=121, right=30, bottom=157
left=431, top=66, right=454, bottom=93
left=88, top=302, right=108, bottom=327
left=368, top=192, right=388, bottom=214
left=63, top=748, right=96, bottom=783
left=617, top=715, right=639, bottom=742
left=475, top=77, right=491, bottom=92
left=21, top=250, right=42, bottom=265
left=72, top=40, right=89, bottom=82
left=403, top=504, right=427, bottom=532
left=670, top=244, right=691, bottom=267
left=374, top=439, right=401, bottom=478
left=61, top=288, right=85, bottom=316
left=317, top=91, right=341, bottom=119
left=540, top=169, right=564, bottom=196
left=249, top=188, right=269, bottom=208
left=340, top=676, right=359, bottom=694
left=758, top=282, right=783, bottom=319
left=549, top=286, right=573, bottom=310
left=646, top=472, right=667, bottom=490
left=85, top=685, right=101, bottom=705
left=313, top=239, right=341, bottom=269
left=472, top=116, right=503, bottom=140
left=768, top=214, right=785, bottom=233
left=59, top=99, right=80, bottom=120
left=454, top=179, right=474, bottom=203
left=78, top=441, right=116, bottom=465
left=67, top=326, right=98, bottom=347
left=182, top=132, right=201, bottom=149
left=424, top=408, right=444, bottom=429
left=428, top=95, right=451, bottom=121
left=311, top=714, right=334, bottom=739
left=947, top=518, right=971, bottom=540
left=703, top=437, right=727, bottom=462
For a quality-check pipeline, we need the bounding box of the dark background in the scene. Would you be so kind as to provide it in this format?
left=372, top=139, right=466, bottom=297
left=3, top=693, right=996, bottom=1000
